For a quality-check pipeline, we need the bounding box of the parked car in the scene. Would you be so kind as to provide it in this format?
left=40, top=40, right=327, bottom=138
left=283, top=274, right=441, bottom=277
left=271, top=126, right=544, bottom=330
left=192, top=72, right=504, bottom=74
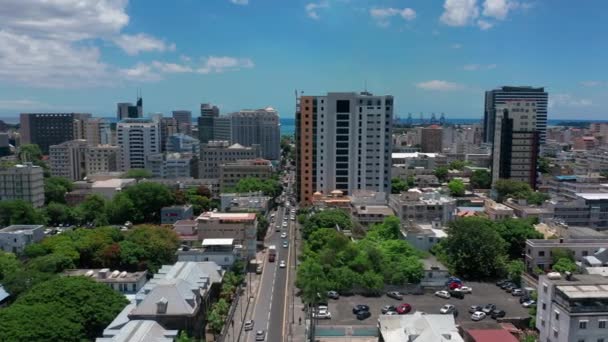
left=448, top=282, right=462, bottom=290
left=327, top=291, right=339, bottom=299
left=500, top=282, right=515, bottom=290
left=482, top=304, right=497, bottom=314
left=386, top=291, right=403, bottom=300
left=440, top=304, right=455, bottom=314
left=384, top=311, right=398, bottom=316
left=353, top=305, right=370, bottom=314
left=454, top=286, right=472, bottom=294
left=396, top=303, right=412, bottom=315
left=522, top=300, right=536, bottom=308
left=356, top=310, right=371, bottom=320
left=490, top=309, right=506, bottom=319
left=471, top=311, right=487, bottom=321
left=255, top=330, right=266, bottom=341
left=504, top=285, right=517, bottom=293
left=445, top=277, right=462, bottom=285
left=469, top=305, right=483, bottom=314
left=313, top=309, right=332, bottom=319
left=519, top=296, right=531, bottom=304
left=496, top=279, right=509, bottom=286
left=435, top=290, right=451, bottom=299
left=381, top=305, right=397, bottom=314
left=448, top=290, right=465, bottom=299
left=512, top=289, right=524, bottom=296
left=244, top=320, right=254, bottom=331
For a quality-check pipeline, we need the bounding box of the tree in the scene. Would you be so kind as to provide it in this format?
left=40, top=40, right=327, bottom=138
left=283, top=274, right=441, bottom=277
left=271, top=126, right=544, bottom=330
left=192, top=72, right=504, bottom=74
left=106, top=193, right=136, bottom=224
left=391, top=178, right=408, bottom=194
left=233, top=177, right=282, bottom=198
left=495, top=179, right=533, bottom=201
left=552, top=258, right=577, bottom=273
left=0, top=200, right=46, bottom=226
left=176, top=331, right=193, bottom=342
left=526, top=191, right=550, bottom=205
left=44, top=176, right=73, bottom=204
left=296, top=258, right=330, bottom=304
left=506, top=260, right=524, bottom=286
left=122, top=168, right=152, bottom=180
left=302, top=209, right=353, bottom=238
left=122, top=182, right=175, bottom=223
left=208, top=298, right=230, bottom=334
left=358, top=271, right=384, bottom=295
left=495, top=218, right=543, bottom=260
left=448, top=179, right=466, bottom=197
left=449, top=160, right=467, bottom=170
left=17, top=144, right=49, bottom=176
left=551, top=248, right=574, bottom=263
left=0, top=303, right=85, bottom=341
left=186, top=194, right=212, bottom=215
left=257, top=214, right=269, bottom=241
left=44, top=202, right=75, bottom=226
left=78, top=194, right=108, bottom=226
left=434, top=166, right=449, bottom=182
left=470, top=169, right=491, bottom=189
left=123, top=225, right=179, bottom=273
left=440, top=217, right=508, bottom=279
left=538, top=157, right=551, bottom=174
left=366, top=216, right=401, bottom=241
left=0, top=251, right=21, bottom=281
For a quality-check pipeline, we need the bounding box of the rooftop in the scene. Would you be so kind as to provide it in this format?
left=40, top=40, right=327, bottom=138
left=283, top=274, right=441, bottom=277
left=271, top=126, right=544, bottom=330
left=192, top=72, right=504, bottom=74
left=63, top=268, right=147, bottom=283
left=201, top=238, right=234, bottom=246
left=353, top=205, right=394, bottom=216
left=97, top=320, right=177, bottom=342
left=196, top=212, right=256, bottom=222
left=92, top=178, right=136, bottom=189
left=527, top=238, right=608, bottom=246
left=576, top=193, right=608, bottom=200
left=466, top=329, right=518, bottom=342
left=0, top=225, right=43, bottom=234
left=378, top=312, right=463, bottom=342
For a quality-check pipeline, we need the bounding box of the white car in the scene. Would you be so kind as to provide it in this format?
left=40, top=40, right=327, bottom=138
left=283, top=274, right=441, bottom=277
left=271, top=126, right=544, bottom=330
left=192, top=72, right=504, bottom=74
left=522, top=300, right=536, bottom=308
left=455, top=286, right=472, bottom=294
left=471, top=311, right=486, bottom=321
left=384, top=311, right=398, bottom=316
left=440, top=304, right=455, bottom=314
left=313, top=309, right=332, bottom=319
left=282, top=222, right=288, bottom=227
left=281, top=232, right=287, bottom=238
left=435, top=290, right=451, bottom=299
left=279, top=260, right=286, bottom=268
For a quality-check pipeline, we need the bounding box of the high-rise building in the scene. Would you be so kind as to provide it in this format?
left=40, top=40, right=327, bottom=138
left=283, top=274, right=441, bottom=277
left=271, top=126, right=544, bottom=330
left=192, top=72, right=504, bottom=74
left=19, top=113, right=92, bottom=154
left=296, top=92, right=393, bottom=204
left=84, top=118, right=112, bottom=146
left=49, top=139, right=88, bottom=181
left=484, top=86, right=548, bottom=144
left=146, top=153, right=195, bottom=179
left=0, top=163, right=45, bottom=207
left=199, top=141, right=260, bottom=179
left=117, top=119, right=160, bottom=171
left=230, top=107, right=280, bottom=160
left=491, top=100, right=540, bottom=189
left=154, top=117, right=178, bottom=153
left=86, top=145, right=119, bottom=176
left=172, top=110, right=192, bottom=136
left=116, top=97, right=143, bottom=121
left=420, top=125, right=443, bottom=153
left=166, top=133, right=200, bottom=155
left=213, top=116, right=232, bottom=142
left=198, top=103, right=220, bottom=144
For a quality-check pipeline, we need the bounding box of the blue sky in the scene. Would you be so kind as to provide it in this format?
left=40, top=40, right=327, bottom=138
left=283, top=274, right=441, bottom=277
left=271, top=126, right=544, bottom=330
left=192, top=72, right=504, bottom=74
left=0, top=0, right=606, bottom=121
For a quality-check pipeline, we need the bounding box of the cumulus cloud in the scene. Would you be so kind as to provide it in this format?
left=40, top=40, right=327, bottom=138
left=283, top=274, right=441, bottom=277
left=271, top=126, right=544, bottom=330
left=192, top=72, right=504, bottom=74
left=550, top=94, right=593, bottom=108
left=580, top=80, right=604, bottom=87
left=113, top=33, right=176, bottom=56
left=477, top=19, right=493, bottom=30
left=482, top=0, right=515, bottom=20
left=416, top=80, right=464, bottom=91
left=230, top=0, right=249, bottom=4
left=463, top=64, right=497, bottom=71
left=370, top=7, right=416, bottom=26
left=440, top=0, right=479, bottom=27
left=440, top=0, right=530, bottom=30
left=305, top=1, right=329, bottom=20
left=197, top=56, right=255, bottom=74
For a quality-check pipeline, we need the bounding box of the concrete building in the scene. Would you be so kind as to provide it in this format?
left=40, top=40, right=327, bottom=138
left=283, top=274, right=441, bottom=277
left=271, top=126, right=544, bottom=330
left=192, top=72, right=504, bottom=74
left=525, top=238, right=608, bottom=273
left=484, top=199, right=515, bottom=220
left=0, top=225, right=44, bottom=254
left=84, top=118, right=112, bottom=146
left=219, top=158, right=273, bottom=192
left=49, top=139, right=88, bottom=181
left=389, top=189, right=456, bottom=224
left=196, top=212, right=257, bottom=259
left=351, top=205, right=394, bottom=226
left=536, top=273, right=608, bottom=342
left=220, top=192, right=271, bottom=213
left=230, top=107, right=280, bottom=160
left=63, top=268, right=148, bottom=294
left=491, top=100, right=541, bottom=189
left=86, top=145, right=120, bottom=176
left=176, top=238, right=239, bottom=268
left=161, top=205, right=194, bottom=225
left=166, top=133, right=200, bottom=155
left=504, top=198, right=554, bottom=221
left=0, top=133, right=10, bottom=157
left=403, top=220, right=447, bottom=252
left=117, top=119, right=160, bottom=171
left=199, top=141, right=260, bottom=179
left=378, top=312, right=463, bottom=342
left=0, top=163, right=45, bottom=207
left=198, top=103, right=220, bottom=144
left=484, top=86, right=548, bottom=144
left=97, top=320, right=178, bottom=342
left=157, top=117, right=178, bottom=153
left=19, top=112, right=92, bottom=154
left=172, top=110, right=192, bottom=136
left=90, top=178, right=137, bottom=200
left=116, top=97, right=142, bottom=120
left=146, top=153, right=195, bottom=179
left=213, top=116, right=232, bottom=142
left=296, top=92, right=393, bottom=204
left=421, top=125, right=443, bottom=153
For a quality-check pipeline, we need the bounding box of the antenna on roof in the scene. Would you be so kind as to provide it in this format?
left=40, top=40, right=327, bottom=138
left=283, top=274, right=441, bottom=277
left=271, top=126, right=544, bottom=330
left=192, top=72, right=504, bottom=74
left=364, top=79, right=367, bottom=93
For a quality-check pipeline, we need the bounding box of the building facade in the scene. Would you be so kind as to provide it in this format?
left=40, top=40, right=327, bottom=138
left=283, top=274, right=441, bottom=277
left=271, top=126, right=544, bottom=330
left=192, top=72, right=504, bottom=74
left=64, top=268, right=148, bottom=294
left=166, top=133, right=200, bottom=155
left=0, top=164, right=45, bottom=207
left=198, top=103, right=221, bottom=144
left=117, top=119, right=160, bottom=171
left=525, top=239, right=608, bottom=273
left=0, top=225, right=44, bottom=254
left=146, top=153, right=195, bottom=179
left=85, top=145, right=120, bottom=176
left=199, top=141, right=260, bottom=179
left=196, top=212, right=257, bottom=259
left=296, top=92, right=393, bottom=204
left=116, top=97, right=142, bottom=120
left=161, top=205, right=194, bottom=225
left=49, top=139, right=88, bottom=181
left=172, top=110, right=192, bottom=136
left=421, top=125, right=443, bottom=153
left=219, top=158, right=273, bottom=192
left=158, top=117, right=178, bottom=153
left=389, top=189, right=456, bottom=224
left=230, top=108, right=280, bottom=160
left=84, top=118, right=112, bottom=146
left=19, top=113, right=92, bottom=154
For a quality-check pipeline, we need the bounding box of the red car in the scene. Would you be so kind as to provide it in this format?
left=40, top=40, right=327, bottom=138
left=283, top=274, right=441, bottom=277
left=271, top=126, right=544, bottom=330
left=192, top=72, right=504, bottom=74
left=396, top=303, right=412, bottom=314
left=448, top=282, right=462, bottom=290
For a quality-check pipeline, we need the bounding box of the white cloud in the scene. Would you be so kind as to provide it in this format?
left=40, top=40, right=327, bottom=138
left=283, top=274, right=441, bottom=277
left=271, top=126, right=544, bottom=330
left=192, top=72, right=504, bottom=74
left=416, top=80, right=464, bottom=91
left=451, top=43, right=463, bottom=49
left=119, top=63, right=162, bottom=82
left=463, top=63, right=497, bottom=71
left=440, top=0, right=479, bottom=27
left=113, top=33, right=176, bottom=55
left=151, top=61, right=193, bottom=73
left=482, top=0, right=515, bottom=20
left=230, top=0, right=249, bottom=5
left=580, top=80, right=604, bottom=87
left=370, top=7, right=416, bottom=26
left=477, top=19, right=493, bottom=29
left=197, top=56, right=255, bottom=74
left=0, top=99, right=52, bottom=110
left=306, top=1, right=329, bottom=20
left=550, top=94, right=593, bottom=108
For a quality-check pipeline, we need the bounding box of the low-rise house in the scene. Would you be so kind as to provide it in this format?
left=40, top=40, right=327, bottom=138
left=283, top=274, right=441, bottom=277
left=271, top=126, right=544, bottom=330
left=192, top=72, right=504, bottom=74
left=220, top=192, right=270, bottom=213
left=63, top=268, right=148, bottom=294
left=91, top=178, right=137, bottom=200
left=525, top=238, right=608, bottom=273
left=484, top=199, right=514, bottom=221
left=463, top=328, right=519, bottom=342
left=420, top=257, right=450, bottom=288
left=504, top=198, right=554, bottom=222
left=196, top=212, right=257, bottom=260
left=351, top=205, right=394, bottom=226
left=173, top=220, right=199, bottom=247
left=219, top=158, right=273, bottom=192
left=389, top=189, right=456, bottom=224
left=176, top=238, right=239, bottom=268
left=161, top=205, right=194, bottom=225
left=378, top=311, right=463, bottom=342
left=97, top=320, right=178, bottom=342
left=311, top=190, right=351, bottom=210
left=402, top=220, right=447, bottom=252
left=0, top=225, right=44, bottom=253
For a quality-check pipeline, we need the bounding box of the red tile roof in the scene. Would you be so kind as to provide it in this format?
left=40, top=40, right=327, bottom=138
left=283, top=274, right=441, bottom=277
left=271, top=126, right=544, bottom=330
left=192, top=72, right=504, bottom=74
left=466, top=329, right=518, bottom=342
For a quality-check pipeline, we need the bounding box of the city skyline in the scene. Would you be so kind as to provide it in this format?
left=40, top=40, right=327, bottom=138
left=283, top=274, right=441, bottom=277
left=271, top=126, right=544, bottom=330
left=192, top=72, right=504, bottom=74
left=0, top=0, right=607, bottom=120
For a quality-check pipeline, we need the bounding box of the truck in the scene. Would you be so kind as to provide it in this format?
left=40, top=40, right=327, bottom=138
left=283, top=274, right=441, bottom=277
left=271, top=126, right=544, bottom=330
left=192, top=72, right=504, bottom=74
left=268, top=245, right=277, bottom=262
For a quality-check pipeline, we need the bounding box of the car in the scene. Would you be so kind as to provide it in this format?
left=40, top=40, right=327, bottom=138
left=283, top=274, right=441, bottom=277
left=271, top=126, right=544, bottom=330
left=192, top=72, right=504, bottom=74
left=327, top=291, right=339, bottom=299
left=386, top=291, right=403, bottom=300
left=490, top=309, right=506, bottom=319
left=279, top=260, right=286, bottom=268
left=356, top=310, right=371, bottom=320
left=512, top=289, right=524, bottom=296
left=496, top=279, right=509, bottom=286
left=522, top=300, right=536, bottom=308
left=504, top=285, right=517, bottom=293
left=381, top=305, right=397, bottom=314
left=519, top=296, right=531, bottom=304
left=471, top=311, right=486, bottom=321
left=256, top=266, right=263, bottom=274
left=244, top=320, right=254, bottom=331
left=282, top=222, right=288, bottom=228
left=317, top=305, right=328, bottom=311
left=281, top=232, right=287, bottom=238
left=482, top=304, right=497, bottom=314
left=282, top=241, right=289, bottom=248
left=500, top=282, right=514, bottom=289
left=469, top=305, right=483, bottom=314
left=313, top=309, right=332, bottom=319
left=448, top=282, right=462, bottom=290
left=448, top=290, right=465, bottom=299
left=384, top=311, right=398, bottom=316
left=454, top=286, right=472, bottom=294
left=396, top=303, right=412, bottom=314
left=445, top=276, right=462, bottom=285
left=435, top=290, right=451, bottom=299
left=255, top=330, right=266, bottom=341
left=352, top=305, right=370, bottom=314
left=440, top=304, right=455, bottom=314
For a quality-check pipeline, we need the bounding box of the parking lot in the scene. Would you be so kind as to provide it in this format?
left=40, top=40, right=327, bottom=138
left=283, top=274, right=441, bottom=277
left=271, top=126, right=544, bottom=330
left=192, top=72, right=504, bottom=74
left=317, top=282, right=530, bottom=326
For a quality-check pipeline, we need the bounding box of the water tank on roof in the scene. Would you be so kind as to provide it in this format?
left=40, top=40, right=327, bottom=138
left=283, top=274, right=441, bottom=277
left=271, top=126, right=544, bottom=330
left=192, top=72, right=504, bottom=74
left=547, top=272, right=561, bottom=280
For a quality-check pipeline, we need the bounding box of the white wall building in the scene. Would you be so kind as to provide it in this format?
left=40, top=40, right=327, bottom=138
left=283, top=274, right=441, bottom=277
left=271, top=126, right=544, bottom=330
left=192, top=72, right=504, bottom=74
left=230, top=108, right=280, bottom=160
left=49, top=139, right=88, bottom=181
left=86, top=145, right=119, bottom=176
left=117, top=119, right=160, bottom=171
left=0, top=163, right=45, bottom=207
left=0, top=225, right=45, bottom=254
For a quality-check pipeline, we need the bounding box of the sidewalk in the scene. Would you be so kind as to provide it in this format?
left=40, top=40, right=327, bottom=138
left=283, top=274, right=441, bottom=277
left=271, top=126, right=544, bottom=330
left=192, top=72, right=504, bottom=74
left=287, top=221, right=307, bottom=342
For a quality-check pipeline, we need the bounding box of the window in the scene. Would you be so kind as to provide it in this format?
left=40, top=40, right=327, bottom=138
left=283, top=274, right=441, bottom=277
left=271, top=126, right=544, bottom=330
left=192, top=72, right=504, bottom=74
left=336, top=100, right=350, bottom=113
left=554, top=311, right=559, bottom=320
left=543, top=284, right=548, bottom=293
left=553, top=328, right=558, bottom=338
left=539, top=251, right=545, bottom=257
left=542, top=302, right=546, bottom=310
left=577, top=340, right=584, bottom=342
left=600, top=320, right=607, bottom=329
left=582, top=250, right=588, bottom=256
left=579, top=320, right=588, bottom=329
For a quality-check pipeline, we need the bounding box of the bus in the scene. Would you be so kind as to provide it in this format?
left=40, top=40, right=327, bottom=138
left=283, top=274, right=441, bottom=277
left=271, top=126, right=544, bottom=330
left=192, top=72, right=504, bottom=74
left=268, top=245, right=277, bottom=262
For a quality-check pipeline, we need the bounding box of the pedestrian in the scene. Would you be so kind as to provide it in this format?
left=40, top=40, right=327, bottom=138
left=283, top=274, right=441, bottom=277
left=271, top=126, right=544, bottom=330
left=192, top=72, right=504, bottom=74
left=299, top=317, right=302, bottom=325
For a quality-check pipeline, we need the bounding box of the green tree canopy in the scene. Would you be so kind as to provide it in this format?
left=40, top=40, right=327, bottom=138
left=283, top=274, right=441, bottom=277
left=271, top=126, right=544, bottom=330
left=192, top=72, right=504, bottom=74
left=233, top=177, right=282, bottom=198
left=106, top=192, right=136, bottom=224
left=552, top=258, right=577, bottom=273
left=449, top=160, right=467, bottom=170
left=302, top=209, right=353, bottom=238
left=44, top=176, right=73, bottom=204
left=0, top=303, right=84, bottom=342
left=470, top=169, right=491, bottom=189
left=448, top=179, right=466, bottom=197
left=391, top=178, right=408, bottom=194
left=0, top=200, right=46, bottom=227
left=434, top=166, right=449, bottom=182
left=122, top=182, right=175, bottom=222
left=506, top=259, right=524, bottom=286
left=495, top=218, right=543, bottom=259
left=122, top=168, right=152, bottom=180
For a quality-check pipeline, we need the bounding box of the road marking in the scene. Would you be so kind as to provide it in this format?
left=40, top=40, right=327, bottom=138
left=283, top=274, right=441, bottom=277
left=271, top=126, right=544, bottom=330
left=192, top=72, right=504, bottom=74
left=281, top=216, right=294, bottom=341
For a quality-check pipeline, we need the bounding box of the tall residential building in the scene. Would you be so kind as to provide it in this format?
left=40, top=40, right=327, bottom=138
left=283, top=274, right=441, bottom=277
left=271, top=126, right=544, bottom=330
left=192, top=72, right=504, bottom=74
left=146, top=153, right=195, bottom=179
left=230, top=108, right=280, bottom=160
left=117, top=119, right=160, bottom=171
left=155, top=117, right=178, bottom=153
left=296, top=92, right=393, bottom=204
left=84, top=118, right=112, bottom=146
left=86, top=145, right=119, bottom=175
left=198, top=103, right=220, bottom=144
left=49, top=139, right=88, bottom=181
left=484, top=86, right=548, bottom=144
left=213, top=116, right=232, bottom=142
left=0, top=163, right=45, bottom=207
left=116, top=97, right=143, bottom=121
left=491, top=100, right=540, bottom=189
left=166, top=133, right=200, bottom=155
left=172, top=110, right=192, bottom=136
left=19, top=113, right=92, bottom=154
left=420, top=125, right=443, bottom=153
left=199, top=141, right=260, bottom=179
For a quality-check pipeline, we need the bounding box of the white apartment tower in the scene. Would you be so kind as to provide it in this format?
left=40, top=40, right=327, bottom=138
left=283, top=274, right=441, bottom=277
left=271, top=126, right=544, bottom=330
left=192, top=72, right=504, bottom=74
left=117, top=119, right=160, bottom=171
left=49, top=139, right=88, bottom=181
left=0, top=164, right=45, bottom=207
